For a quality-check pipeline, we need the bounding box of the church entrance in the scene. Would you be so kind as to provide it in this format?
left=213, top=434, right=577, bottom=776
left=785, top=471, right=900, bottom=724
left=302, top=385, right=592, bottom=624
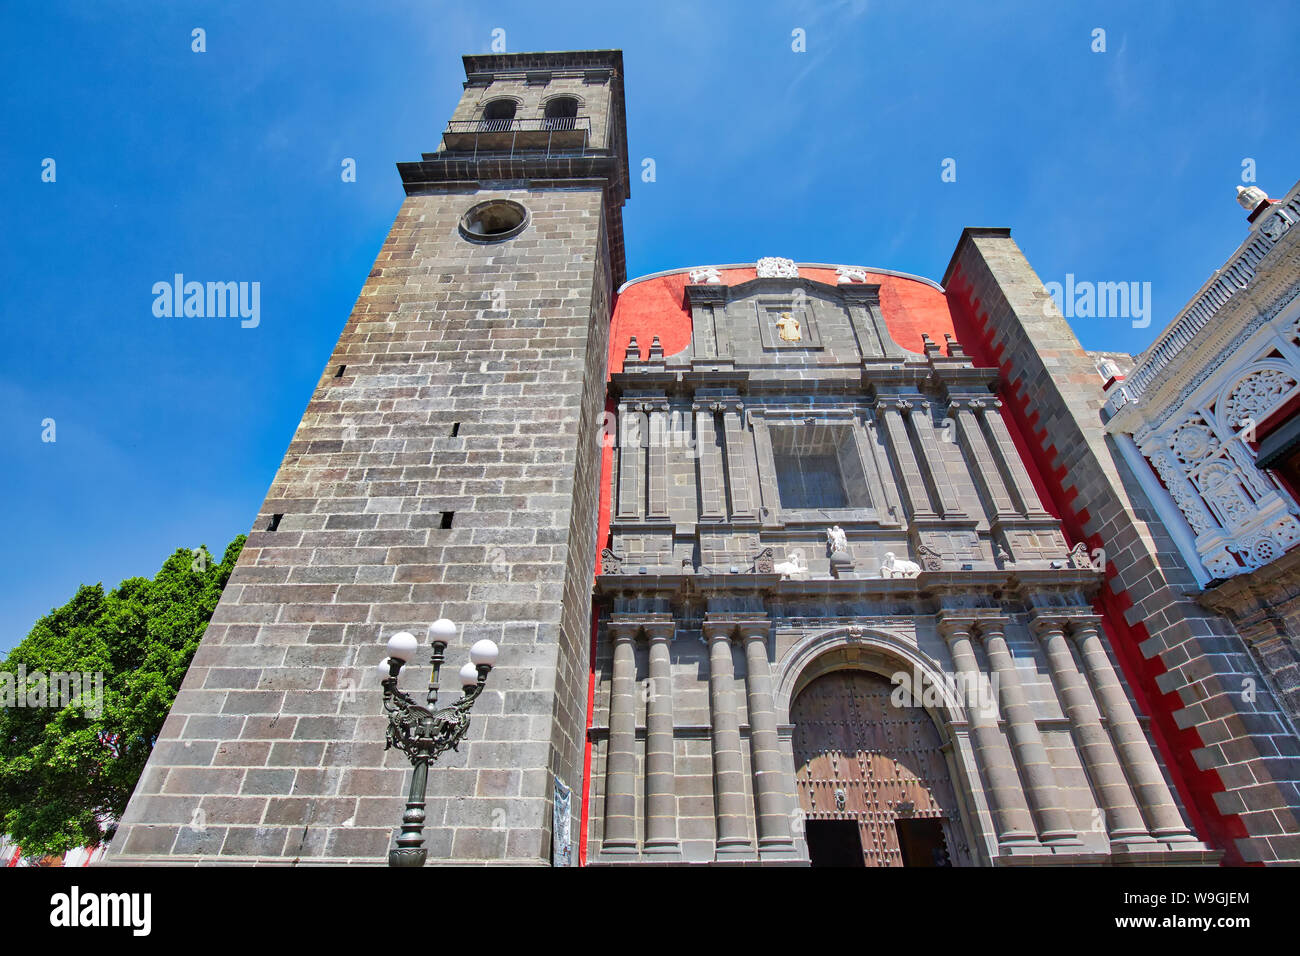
left=792, top=669, right=965, bottom=866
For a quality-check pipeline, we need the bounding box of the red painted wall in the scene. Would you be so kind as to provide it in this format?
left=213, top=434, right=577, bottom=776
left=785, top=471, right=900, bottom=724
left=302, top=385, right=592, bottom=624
left=607, top=268, right=958, bottom=373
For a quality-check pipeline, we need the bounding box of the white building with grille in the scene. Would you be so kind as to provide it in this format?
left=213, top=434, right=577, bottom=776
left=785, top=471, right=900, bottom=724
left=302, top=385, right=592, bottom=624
left=1104, top=179, right=1300, bottom=721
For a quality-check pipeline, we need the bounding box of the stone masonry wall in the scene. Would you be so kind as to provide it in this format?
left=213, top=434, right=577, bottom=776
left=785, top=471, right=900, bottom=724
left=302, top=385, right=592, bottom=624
left=108, top=184, right=611, bottom=865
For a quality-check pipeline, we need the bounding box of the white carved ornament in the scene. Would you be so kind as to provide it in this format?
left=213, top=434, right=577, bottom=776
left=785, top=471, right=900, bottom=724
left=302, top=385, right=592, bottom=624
left=879, top=551, right=921, bottom=578
left=1147, top=450, right=1216, bottom=537
left=689, top=267, right=722, bottom=284
left=774, top=549, right=809, bottom=579
left=1144, top=401, right=1300, bottom=577
left=836, top=266, right=868, bottom=284
left=1220, top=366, right=1296, bottom=428
left=757, top=257, right=799, bottom=278
left=1260, top=205, right=1296, bottom=242
left=1168, top=415, right=1220, bottom=468
left=1230, top=515, right=1300, bottom=571
left=1199, top=461, right=1254, bottom=530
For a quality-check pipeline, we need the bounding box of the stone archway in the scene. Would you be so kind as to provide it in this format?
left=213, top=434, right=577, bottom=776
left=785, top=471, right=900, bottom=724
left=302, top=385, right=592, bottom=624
left=790, top=668, right=971, bottom=867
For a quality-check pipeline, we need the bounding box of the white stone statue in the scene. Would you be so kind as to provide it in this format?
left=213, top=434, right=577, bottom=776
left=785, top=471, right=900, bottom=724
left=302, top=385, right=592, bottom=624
left=757, top=257, right=799, bottom=278
left=880, top=551, right=921, bottom=578
left=836, top=266, right=868, bottom=284
left=1236, top=185, right=1268, bottom=211
left=773, top=549, right=809, bottom=579
left=689, top=267, right=722, bottom=284
left=1096, top=358, right=1122, bottom=381
left=826, top=525, right=849, bottom=556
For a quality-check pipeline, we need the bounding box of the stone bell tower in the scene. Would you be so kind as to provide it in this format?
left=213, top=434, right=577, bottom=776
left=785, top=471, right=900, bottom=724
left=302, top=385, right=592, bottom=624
left=109, top=50, right=629, bottom=865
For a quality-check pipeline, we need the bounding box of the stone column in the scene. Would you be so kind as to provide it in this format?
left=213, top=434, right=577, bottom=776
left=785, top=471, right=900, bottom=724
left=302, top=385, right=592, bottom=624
left=695, top=405, right=727, bottom=520
left=938, top=618, right=1039, bottom=850
left=979, top=399, right=1051, bottom=517
left=842, top=285, right=907, bottom=359
left=647, top=404, right=670, bottom=520
left=691, top=302, right=718, bottom=359
left=642, top=624, right=680, bottom=857
left=1032, top=616, right=1151, bottom=845
left=879, top=399, right=937, bottom=519
left=1069, top=618, right=1199, bottom=843
left=950, top=398, right=1017, bottom=519
left=705, top=625, right=754, bottom=858
left=977, top=622, right=1080, bottom=845
left=721, top=405, right=759, bottom=520
left=616, top=404, right=644, bottom=520
left=749, top=417, right=781, bottom=520
left=741, top=630, right=795, bottom=855
left=909, top=401, right=966, bottom=518
left=602, top=624, right=639, bottom=855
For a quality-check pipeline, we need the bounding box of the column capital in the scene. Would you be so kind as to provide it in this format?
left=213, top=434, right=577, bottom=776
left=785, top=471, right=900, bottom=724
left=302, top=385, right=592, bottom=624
left=936, top=613, right=979, bottom=641
left=610, top=613, right=678, bottom=642
left=607, top=622, right=642, bottom=641
left=1027, top=614, right=1069, bottom=639
left=703, top=616, right=768, bottom=642
left=974, top=618, right=1010, bottom=642
left=701, top=621, right=737, bottom=643
left=642, top=621, right=676, bottom=642
left=1063, top=616, right=1106, bottom=640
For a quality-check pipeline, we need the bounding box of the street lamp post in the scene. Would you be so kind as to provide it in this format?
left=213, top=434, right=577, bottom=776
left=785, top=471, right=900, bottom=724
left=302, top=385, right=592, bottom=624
left=376, top=618, right=498, bottom=867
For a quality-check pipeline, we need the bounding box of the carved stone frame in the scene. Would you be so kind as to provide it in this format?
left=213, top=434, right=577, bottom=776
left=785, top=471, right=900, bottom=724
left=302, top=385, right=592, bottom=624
left=754, top=296, right=824, bottom=350
left=750, top=407, right=896, bottom=527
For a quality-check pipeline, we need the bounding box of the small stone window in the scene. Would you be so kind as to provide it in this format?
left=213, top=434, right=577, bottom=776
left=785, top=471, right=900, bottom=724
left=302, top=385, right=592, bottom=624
left=459, top=199, right=529, bottom=243
left=542, top=96, right=579, bottom=131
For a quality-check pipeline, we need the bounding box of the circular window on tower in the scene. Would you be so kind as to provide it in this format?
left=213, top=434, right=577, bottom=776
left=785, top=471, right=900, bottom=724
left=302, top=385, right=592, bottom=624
left=458, top=199, right=529, bottom=243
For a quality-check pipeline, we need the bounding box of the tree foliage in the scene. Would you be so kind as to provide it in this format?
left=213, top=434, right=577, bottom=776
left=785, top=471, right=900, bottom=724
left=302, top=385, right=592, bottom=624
left=0, top=536, right=244, bottom=856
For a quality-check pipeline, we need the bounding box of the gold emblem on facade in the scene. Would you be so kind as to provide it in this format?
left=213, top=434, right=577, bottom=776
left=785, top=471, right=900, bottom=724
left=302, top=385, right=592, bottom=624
left=776, top=311, right=803, bottom=342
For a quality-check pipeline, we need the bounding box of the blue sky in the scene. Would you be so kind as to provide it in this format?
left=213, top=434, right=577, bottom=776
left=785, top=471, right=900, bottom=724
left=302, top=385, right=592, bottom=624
left=2, top=0, right=1297, bottom=651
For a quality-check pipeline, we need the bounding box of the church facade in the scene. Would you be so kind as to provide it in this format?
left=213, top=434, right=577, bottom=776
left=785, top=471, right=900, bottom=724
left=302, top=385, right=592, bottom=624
left=108, top=49, right=1299, bottom=867
left=585, top=259, right=1215, bottom=865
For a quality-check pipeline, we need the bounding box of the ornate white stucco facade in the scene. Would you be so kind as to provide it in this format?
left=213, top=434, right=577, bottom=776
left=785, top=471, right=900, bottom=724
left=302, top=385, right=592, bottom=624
left=1105, top=181, right=1300, bottom=582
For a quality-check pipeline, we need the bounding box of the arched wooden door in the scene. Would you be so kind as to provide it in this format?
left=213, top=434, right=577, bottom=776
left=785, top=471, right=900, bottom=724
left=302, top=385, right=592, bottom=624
left=792, top=669, right=968, bottom=866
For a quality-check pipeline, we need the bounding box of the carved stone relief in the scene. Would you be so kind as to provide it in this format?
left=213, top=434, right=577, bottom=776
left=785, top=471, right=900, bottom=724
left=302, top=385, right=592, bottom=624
left=756, top=257, right=799, bottom=278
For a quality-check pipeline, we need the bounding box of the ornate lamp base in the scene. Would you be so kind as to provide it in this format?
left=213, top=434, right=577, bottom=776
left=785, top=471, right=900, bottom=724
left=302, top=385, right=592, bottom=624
left=388, top=846, right=428, bottom=867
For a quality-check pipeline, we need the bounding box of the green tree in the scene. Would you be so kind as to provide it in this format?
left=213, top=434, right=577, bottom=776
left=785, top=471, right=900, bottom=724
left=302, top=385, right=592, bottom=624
left=0, top=536, right=244, bottom=856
